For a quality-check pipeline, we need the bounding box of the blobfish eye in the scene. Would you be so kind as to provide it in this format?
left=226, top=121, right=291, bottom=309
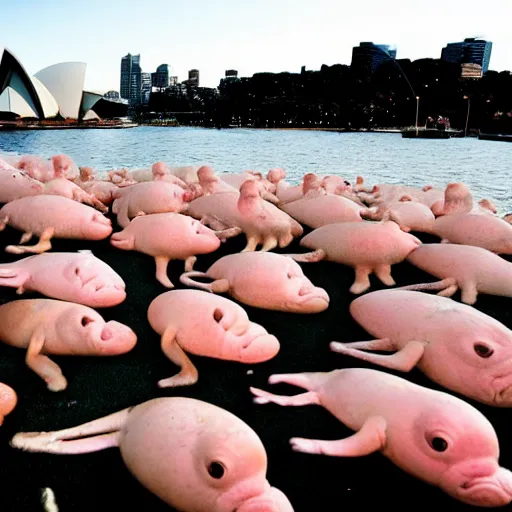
left=213, top=308, right=224, bottom=323
left=428, top=436, right=448, bottom=452
left=81, top=316, right=93, bottom=327
left=207, top=461, right=225, bottom=479
left=474, top=343, right=494, bottom=358
left=75, top=267, right=80, bottom=276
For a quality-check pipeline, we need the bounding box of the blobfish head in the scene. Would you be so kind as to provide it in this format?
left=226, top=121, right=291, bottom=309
left=51, top=154, right=78, bottom=179
left=168, top=425, right=293, bottom=512
left=151, top=161, right=169, bottom=178
left=277, top=262, right=329, bottom=313
left=401, top=403, right=512, bottom=507
left=64, top=254, right=126, bottom=308
left=60, top=306, right=136, bottom=355
left=188, top=219, right=221, bottom=253
left=84, top=212, right=113, bottom=240
left=210, top=305, right=279, bottom=363
left=75, top=311, right=136, bottom=355
left=267, top=168, right=286, bottom=185
left=240, top=180, right=260, bottom=200
left=440, top=332, right=512, bottom=407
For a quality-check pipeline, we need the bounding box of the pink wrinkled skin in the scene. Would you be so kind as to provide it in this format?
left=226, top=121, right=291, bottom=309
left=300, top=220, right=421, bottom=293
left=168, top=165, right=201, bottom=185
left=50, top=154, right=79, bottom=180
left=151, top=161, right=188, bottom=188
left=362, top=198, right=436, bottom=233
left=431, top=182, right=474, bottom=217
left=180, top=251, right=329, bottom=313
left=0, top=159, right=45, bottom=202
left=199, top=166, right=238, bottom=195
left=187, top=180, right=302, bottom=252
left=220, top=170, right=262, bottom=190
left=112, top=181, right=192, bottom=228
left=250, top=368, right=512, bottom=507
left=80, top=179, right=120, bottom=206
left=429, top=183, right=496, bottom=217
left=0, top=196, right=112, bottom=254
left=275, top=178, right=307, bottom=205
left=10, top=397, right=294, bottom=512
left=432, top=213, right=512, bottom=254
left=281, top=193, right=364, bottom=229
left=331, top=289, right=512, bottom=407
left=0, top=299, right=137, bottom=391
left=0, top=251, right=126, bottom=307
left=110, top=212, right=222, bottom=288
left=266, top=168, right=286, bottom=185
left=147, top=289, right=280, bottom=388
left=15, top=155, right=54, bottom=182
left=361, top=183, right=445, bottom=209
left=43, top=178, right=108, bottom=213
left=405, top=243, right=512, bottom=304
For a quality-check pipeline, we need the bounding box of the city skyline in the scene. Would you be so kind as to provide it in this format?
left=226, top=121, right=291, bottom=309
left=1, top=0, right=510, bottom=93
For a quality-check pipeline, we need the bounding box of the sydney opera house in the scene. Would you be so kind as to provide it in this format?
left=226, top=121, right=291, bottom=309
left=0, top=48, right=128, bottom=124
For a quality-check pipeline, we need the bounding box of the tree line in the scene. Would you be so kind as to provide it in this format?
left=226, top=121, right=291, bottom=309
left=137, top=58, right=512, bottom=133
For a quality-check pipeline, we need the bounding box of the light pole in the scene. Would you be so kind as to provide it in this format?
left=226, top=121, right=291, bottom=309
left=415, top=96, right=420, bottom=136
left=464, top=95, right=471, bottom=137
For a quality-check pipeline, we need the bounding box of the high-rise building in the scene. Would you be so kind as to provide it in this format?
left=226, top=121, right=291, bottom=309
left=187, top=69, right=199, bottom=87
left=141, top=72, right=152, bottom=104
left=351, top=42, right=397, bottom=78
left=152, top=64, right=170, bottom=88
left=120, top=53, right=142, bottom=105
left=169, top=76, right=178, bottom=86
left=441, top=38, right=492, bottom=73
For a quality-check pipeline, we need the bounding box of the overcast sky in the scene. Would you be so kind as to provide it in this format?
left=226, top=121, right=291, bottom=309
left=1, top=0, right=510, bottom=93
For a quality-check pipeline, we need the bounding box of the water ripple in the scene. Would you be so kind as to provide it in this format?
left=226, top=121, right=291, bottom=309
left=0, top=127, right=511, bottom=212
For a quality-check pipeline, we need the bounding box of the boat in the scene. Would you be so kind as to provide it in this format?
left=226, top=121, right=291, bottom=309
left=478, top=133, right=512, bottom=143
left=401, top=127, right=460, bottom=139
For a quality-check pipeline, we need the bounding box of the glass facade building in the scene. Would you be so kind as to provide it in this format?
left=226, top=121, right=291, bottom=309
left=351, top=42, right=397, bottom=78
left=441, top=38, right=492, bottom=73
left=141, top=72, right=152, bottom=104
left=120, top=53, right=141, bottom=105
left=151, top=64, right=170, bottom=88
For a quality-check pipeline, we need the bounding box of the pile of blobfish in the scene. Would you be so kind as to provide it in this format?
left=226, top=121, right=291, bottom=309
left=1, top=152, right=512, bottom=510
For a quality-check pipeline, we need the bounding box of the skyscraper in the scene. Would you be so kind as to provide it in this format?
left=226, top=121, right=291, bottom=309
left=152, top=64, right=170, bottom=88
left=141, top=72, right=152, bottom=104
left=441, top=38, right=492, bottom=73
left=351, top=42, right=397, bottom=78
left=120, top=53, right=142, bottom=105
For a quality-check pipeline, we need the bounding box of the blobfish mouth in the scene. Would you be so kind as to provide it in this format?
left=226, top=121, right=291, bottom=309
left=241, top=333, right=271, bottom=350
left=459, top=479, right=511, bottom=501
left=298, top=287, right=329, bottom=302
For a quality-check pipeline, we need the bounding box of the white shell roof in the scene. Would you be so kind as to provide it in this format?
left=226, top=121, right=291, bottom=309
left=30, top=76, right=59, bottom=118
left=34, top=62, right=86, bottom=119
left=0, top=86, right=37, bottom=118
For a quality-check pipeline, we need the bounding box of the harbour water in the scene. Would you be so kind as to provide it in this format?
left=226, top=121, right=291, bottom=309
left=1, top=126, right=511, bottom=212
